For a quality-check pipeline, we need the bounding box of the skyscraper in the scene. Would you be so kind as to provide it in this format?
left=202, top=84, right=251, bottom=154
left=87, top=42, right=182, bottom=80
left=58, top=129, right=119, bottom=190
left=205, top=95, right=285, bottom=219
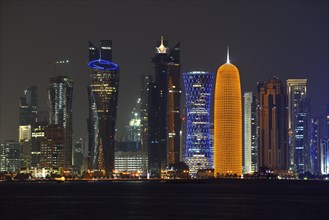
left=140, top=75, right=152, bottom=153
left=88, top=40, right=120, bottom=176
left=148, top=37, right=181, bottom=177
left=4, top=141, right=21, bottom=172
left=31, top=122, right=48, bottom=168
left=19, top=86, right=38, bottom=128
left=287, top=79, right=310, bottom=173
left=320, top=138, right=329, bottom=174
left=243, top=92, right=259, bottom=174
left=183, top=71, right=214, bottom=176
left=40, top=125, right=64, bottom=168
left=309, top=117, right=321, bottom=175
left=48, top=75, right=73, bottom=168
left=258, top=77, right=288, bottom=171
left=214, top=49, right=242, bottom=176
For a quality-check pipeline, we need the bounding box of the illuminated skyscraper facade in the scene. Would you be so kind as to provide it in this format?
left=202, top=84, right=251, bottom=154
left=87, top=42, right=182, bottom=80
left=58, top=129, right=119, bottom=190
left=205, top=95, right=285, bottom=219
left=243, top=92, right=259, bottom=173
left=148, top=37, right=181, bottom=177
left=4, top=141, right=21, bottom=172
left=31, top=122, right=47, bottom=168
left=19, top=86, right=38, bottom=128
left=258, top=77, right=288, bottom=171
left=320, top=138, right=329, bottom=174
left=183, top=71, right=214, bottom=176
left=309, top=117, right=321, bottom=175
left=140, top=75, right=152, bottom=153
left=48, top=75, right=73, bottom=168
left=287, top=79, right=310, bottom=173
left=40, top=125, right=64, bottom=168
left=214, top=50, right=242, bottom=176
left=88, top=40, right=120, bottom=176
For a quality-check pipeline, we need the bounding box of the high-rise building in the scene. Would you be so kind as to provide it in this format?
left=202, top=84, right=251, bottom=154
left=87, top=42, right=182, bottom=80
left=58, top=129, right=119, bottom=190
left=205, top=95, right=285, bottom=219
left=148, top=37, right=181, bottom=177
left=243, top=92, right=259, bottom=174
left=257, top=77, right=288, bottom=171
left=18, top=86, right=38, bottom=170
left=125, top=99, right=141, bottom=143
left=19, top=86, right=38, bottom=128
left=325, top=104, right=329, bottom=138
left=18, top=125, right=32, bottom=169
left=320, top=138, right=329, bottom=174
left=31, top=122, right=47, bottom=168
left=74, top=139, right=84, bottom=170
left=287, top=79, right=310, bottom=173
left=48, top=75, right=73, bottom=168
left=140, top=75, right=152, bottom=153
left=4, top=141, right=21, bottom=172
left=0, top=143, right=7, bottom=172
left=214, top=49, right=242, bottom=176
left=183, top=71, right=214, bottom=176
left=40, top=125, right=64, bottom=168
left=309, top=117, right=321, bottom=175
left=87, top=40, right=120, bottom=176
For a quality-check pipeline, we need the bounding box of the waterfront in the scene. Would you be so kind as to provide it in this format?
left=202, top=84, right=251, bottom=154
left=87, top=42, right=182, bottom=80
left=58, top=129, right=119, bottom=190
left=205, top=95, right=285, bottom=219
left=1, top=179, right=328, bottom=219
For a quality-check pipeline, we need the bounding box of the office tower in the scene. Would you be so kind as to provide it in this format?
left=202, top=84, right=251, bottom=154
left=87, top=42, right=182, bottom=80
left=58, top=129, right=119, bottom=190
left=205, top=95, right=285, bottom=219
left=180, top=114, right=187, bottom=162
left=214, top=49, right=242, bottom=176
left=183, top=71, right=214, bottom=176
left=48, top=75, right=73, bottom=168
left=74, top=139, right=84, bottom=170
left=320, top=138, right=329, bottom=174
left=140, top=75, right=153, bottom=153
left=325, top=104, right=329, bottom=138
left=148, top=37, right=181, bottom=177
left=4, top=140, right=21, bottom=172
left=243, top=92, right=252, bottom=174
left=244, top=92, right=252, bottom=174
left=287, top=79, right=310, bottom=173
left=0, top=143, right=7, bottom=172
left=31, top=122, right=47, bottom=168
left=88, top=40, right=120, bottom=176
left=243, top=92, right=259, bottom=173
left=209, top=123, right=214, bottom=166
left=309, top=117, right=321, bottom=175
left=40, top=125, right=64, bottom=168
left=18, top=125, right=32, bottom=169
left=258, top=77, right=288, bottom=171
left=125, top=100, right=141, bottom=143
left=19, top=86, right=38, bottom=128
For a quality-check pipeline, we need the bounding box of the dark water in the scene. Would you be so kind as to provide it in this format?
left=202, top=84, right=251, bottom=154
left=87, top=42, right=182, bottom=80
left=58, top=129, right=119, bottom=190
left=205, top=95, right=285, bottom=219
left=1, top=180, right=328, bottom=219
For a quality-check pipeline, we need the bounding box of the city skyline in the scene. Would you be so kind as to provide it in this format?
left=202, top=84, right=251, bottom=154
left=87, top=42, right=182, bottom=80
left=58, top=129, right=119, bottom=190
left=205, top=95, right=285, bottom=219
left=1, top=1, right=328, bottom=142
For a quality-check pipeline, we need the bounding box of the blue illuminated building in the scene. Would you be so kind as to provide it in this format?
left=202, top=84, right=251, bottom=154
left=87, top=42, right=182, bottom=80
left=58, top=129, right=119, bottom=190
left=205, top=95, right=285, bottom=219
left=87, top=40, right=120, bottom=176
left=183, top=71, right=214, bottom=176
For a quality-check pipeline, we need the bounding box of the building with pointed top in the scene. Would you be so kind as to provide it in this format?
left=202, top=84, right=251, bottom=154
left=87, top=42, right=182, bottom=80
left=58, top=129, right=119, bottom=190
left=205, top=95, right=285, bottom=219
left=214, top=48, right=242, bottom=176
left=87, top=40, right=120, bottom=176
left=148, top=36, right=181, bottom=177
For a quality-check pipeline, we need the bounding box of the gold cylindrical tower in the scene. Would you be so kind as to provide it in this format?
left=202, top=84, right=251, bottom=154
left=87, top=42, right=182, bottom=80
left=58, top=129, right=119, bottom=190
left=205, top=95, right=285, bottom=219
left=214, top=57, right=242, bottom=176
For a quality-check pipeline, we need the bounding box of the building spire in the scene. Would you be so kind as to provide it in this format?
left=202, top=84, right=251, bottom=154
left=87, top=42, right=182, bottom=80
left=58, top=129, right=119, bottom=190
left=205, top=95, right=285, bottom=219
left=226, top=46, right=230, bottom=64
left=156, top=36, right=168, bottom=54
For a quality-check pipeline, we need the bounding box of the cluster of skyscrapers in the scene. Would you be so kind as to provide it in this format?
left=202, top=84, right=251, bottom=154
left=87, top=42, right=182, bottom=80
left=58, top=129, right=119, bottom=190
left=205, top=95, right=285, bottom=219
left=0, top=37, right=328, bottom=179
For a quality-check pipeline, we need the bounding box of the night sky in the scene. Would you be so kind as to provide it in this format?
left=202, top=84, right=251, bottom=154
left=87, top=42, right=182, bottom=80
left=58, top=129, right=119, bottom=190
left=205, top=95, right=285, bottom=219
left=0, top=0, right=328, bottom=142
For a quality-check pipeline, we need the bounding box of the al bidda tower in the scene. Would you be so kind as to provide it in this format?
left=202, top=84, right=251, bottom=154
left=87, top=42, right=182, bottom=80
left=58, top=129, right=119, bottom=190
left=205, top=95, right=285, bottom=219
left=214, top=48, right=242, bottom=176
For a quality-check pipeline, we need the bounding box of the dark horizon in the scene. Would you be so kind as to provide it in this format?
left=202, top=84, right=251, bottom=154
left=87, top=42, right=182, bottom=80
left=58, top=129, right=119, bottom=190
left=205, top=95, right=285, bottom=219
left=1, top=0, right=328, bottom=142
